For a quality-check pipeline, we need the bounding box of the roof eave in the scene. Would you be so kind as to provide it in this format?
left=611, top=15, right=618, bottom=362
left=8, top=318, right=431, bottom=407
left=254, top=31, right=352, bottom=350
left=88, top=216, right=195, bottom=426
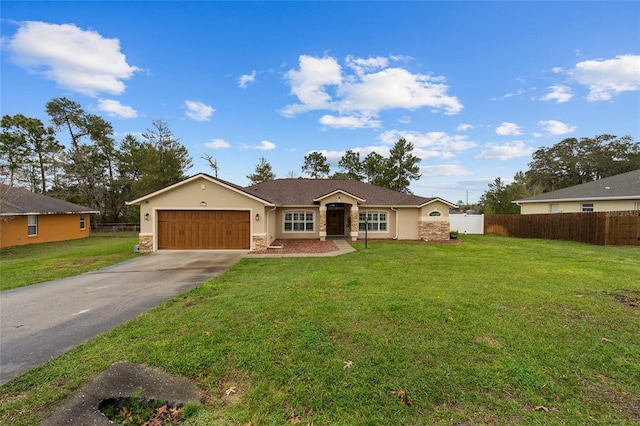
left=0, top=210, right=100, bottom=216
left=417, top=197, right=458, bottom=208
left=516, top=195, right=640, bottom=204
left=312, top=189, right=366, bottom=203
left=126, top=173, right=276, bottom=206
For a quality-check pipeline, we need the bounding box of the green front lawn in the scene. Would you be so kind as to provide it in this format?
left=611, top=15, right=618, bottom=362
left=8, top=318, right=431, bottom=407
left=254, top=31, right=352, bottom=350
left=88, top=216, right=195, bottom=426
left=1, top=235, right=639, bottom=424
left=0, top=233, right=141, bottom=291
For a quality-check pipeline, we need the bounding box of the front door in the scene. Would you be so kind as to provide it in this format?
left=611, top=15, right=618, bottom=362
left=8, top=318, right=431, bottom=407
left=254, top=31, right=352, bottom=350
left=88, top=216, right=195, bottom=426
left=327, top=210, right=344, bottom=235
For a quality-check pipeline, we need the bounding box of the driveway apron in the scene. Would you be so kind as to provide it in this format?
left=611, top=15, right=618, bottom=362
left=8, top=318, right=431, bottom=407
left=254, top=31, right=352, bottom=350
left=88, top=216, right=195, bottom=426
left=0, top=250, right=246, bottom=385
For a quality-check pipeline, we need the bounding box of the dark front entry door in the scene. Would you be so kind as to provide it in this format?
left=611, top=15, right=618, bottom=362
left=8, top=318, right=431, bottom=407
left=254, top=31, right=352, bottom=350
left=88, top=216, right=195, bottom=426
left=327, top=210, right=344, bottom=235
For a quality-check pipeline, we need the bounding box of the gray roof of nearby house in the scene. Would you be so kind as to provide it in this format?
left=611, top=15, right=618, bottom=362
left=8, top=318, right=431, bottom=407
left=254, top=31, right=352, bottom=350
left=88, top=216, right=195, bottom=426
left=0, top=184, right=99, bottom=216
left=515, top=169, right=640, bottom=203
left=244, top=177, right=455, bottom=207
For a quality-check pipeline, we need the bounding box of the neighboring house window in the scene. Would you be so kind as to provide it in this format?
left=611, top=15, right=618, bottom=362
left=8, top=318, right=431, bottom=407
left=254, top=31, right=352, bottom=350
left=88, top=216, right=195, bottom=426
left=28, top=215, right=38, bottom=236
left=359, top=211, right=388, bottom=232
left=429, top=211, right=442, bottom=217
left=284, top=211, right=314, bottom=232
left=581, top=203, right=594, bottom=212
left=636, top=202, right=640, bottom=210
left=549, top=204, right=560, bottom=213
left=80, top=214, right=86, bottom=230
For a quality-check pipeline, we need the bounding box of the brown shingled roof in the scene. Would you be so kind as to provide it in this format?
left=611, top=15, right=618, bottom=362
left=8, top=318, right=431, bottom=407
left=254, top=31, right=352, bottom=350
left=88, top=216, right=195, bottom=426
left=0, top=184, right=99, bottom=216
left=244, top=178, right=440, bottom=206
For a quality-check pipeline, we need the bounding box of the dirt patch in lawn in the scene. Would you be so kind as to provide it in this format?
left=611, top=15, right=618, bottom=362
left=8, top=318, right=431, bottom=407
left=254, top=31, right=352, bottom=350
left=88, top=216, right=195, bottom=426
left=605, top=290, right=640, bottom=308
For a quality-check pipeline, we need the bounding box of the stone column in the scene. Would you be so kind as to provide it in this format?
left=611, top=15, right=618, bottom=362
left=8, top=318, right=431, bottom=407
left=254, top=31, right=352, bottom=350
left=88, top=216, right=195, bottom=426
left=252, top=234, right=268, bottom=251
left=138, top=233, right=153, bottom=252
left=350, top=206, right=359, bottom=241
left=319, top=205, right=327, bottom=241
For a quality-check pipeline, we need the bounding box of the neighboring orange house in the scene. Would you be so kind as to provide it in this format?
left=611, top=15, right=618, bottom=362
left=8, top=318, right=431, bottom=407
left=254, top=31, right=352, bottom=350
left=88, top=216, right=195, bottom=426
left=0, top=184, right=99, bottom=248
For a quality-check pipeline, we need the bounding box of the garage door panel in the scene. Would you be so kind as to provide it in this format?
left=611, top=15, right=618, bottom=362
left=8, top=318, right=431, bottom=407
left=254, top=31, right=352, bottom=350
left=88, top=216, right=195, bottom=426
left=158, top=210, right=250, bottom=250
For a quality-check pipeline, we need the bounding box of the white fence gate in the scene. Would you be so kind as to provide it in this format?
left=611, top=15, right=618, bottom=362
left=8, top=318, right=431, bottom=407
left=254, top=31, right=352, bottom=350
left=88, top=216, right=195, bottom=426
left=450, top=214, right=484, bottom=234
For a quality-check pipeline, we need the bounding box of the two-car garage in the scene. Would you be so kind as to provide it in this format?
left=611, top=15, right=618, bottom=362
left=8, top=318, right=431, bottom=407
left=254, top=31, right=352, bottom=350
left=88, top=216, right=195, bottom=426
left=157, top=210, right=250, bottom=250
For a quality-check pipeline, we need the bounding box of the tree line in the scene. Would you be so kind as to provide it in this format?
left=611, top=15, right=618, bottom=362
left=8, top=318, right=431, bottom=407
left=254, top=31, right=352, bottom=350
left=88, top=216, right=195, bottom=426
left=5, top=97, right=635, bottom=220
left=246, top=139, right=422, bottom=193
left=1, top=98, right=192, bottom=223
left=479, top=134, right=640, bottom=214
left=1, top=98, right=424, bottom=223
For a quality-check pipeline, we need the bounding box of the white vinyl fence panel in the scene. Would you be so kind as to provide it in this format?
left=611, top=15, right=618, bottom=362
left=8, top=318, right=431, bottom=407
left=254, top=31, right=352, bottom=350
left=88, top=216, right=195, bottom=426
left=450, top=214, right=484, bottom=234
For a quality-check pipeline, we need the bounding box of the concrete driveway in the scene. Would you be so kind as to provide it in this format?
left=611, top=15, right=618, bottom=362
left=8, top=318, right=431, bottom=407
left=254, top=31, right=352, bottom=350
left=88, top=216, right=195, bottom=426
left=0, top=250, right=246, bottom=385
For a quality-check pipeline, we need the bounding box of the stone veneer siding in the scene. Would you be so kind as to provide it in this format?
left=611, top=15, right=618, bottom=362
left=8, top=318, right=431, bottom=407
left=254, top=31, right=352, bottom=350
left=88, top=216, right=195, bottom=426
left=138, top=234, right=153, bottom=253
left=252, top=235, right=268, bottom=251
left=419, top=220, right=450, bottom=241
left=319, top=209, right=327, bottom=241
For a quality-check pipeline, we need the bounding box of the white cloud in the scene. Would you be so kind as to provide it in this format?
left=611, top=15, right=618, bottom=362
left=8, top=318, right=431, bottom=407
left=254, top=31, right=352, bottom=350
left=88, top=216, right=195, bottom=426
left=319, top=114, right=381, bottom=129
left=204, top=139, right=230, bottom=149
left=456, top=123, right=473, bottom=131
left=282, top=55, right=343, bottom=116
left=345, top=55, right=389, bottom=75
left=185, top=100, right=215, bottom=121
left=568, top=54, right=640, bottom=101
left=96, top=99, right=138, bottom=119
left=379, top=130, right=477, bottom=161
left=495, top=122, right=522, bottom=136
left=420, top=164, right=472, bottom=177
left=241, top=140, right=276, bottom=151
left=338, top=67, right=463, bottom=115
left=6, top=21, right=140, bottom=96
left=281, top=54, right=463, bottom=119
left=540, top=85, right=573, bottom=103
left=316, top=146, right=392, bottom=165
left=538, top=120, right=576, bottom=135
left=255, top=140, right=276, bottom=151
left=476, top=141, right=533, bottom=160
left=238, top=70, right=256, bottom=88
left=490, top=88, right=525, bottom=101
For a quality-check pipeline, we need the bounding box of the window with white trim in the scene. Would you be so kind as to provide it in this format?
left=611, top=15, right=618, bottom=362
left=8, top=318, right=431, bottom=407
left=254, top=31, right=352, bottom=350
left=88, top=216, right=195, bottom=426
left=429, top=211, right=442, bottom=217
left=549, top=204, right=560, bottom=213
left=28, top=215, right=38, bottom=236
left=636, top=202, right=640, bottom=210
left=359, top=211, right=388, bottom=232
left=284, top=211, right=314, bottom=232
left=581, top=203, right=594, bottom=212
left=80, top=214, right=86, bottom=230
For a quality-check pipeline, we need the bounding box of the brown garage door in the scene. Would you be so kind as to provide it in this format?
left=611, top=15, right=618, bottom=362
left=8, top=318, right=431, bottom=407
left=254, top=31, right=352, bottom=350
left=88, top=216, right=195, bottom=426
left=157, top=211, right=250, bottom=249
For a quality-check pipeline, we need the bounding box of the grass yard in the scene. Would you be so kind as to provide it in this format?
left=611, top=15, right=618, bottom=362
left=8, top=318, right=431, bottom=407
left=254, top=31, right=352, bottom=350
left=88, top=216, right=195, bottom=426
left=1, top=235, right=639, bottom=425
left=0, top=233, right=141, bottom=291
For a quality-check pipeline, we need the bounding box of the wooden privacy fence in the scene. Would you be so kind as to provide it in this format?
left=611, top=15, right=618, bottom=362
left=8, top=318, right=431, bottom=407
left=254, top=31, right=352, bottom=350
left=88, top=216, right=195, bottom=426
left=485, top=211, right=640, bottom=246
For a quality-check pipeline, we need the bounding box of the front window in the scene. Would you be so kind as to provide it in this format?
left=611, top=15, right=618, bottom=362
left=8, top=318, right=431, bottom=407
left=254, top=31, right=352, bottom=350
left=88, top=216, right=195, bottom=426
left=80, top=214, right=86, bottom=230
left=359, top=211, right=388, bottom=232
left=284, top=211, right=314, bottom=232
left=28, top=215, right=38, bottom=236
left=581, top=203, right=594, bottom=212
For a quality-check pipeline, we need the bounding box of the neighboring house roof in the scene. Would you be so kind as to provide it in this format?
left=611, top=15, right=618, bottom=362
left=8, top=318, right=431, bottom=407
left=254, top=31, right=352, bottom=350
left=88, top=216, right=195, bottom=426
left=0, top=184, right=99, bottom=216
left=127, top=173, right=457, bottom=208
left=515, top=169, right=640, bottom=204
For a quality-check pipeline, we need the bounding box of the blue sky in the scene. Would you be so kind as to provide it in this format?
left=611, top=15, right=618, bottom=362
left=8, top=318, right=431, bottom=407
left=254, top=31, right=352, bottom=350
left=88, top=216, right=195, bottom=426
left=2, top=1, right=639, bottom=204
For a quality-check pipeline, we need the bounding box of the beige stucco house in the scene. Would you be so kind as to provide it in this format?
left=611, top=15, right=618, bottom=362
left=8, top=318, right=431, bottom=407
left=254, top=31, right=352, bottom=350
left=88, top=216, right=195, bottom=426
left=515, top=169, right=640, bottom=214
left=126, top=173, right=457, bottom=252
